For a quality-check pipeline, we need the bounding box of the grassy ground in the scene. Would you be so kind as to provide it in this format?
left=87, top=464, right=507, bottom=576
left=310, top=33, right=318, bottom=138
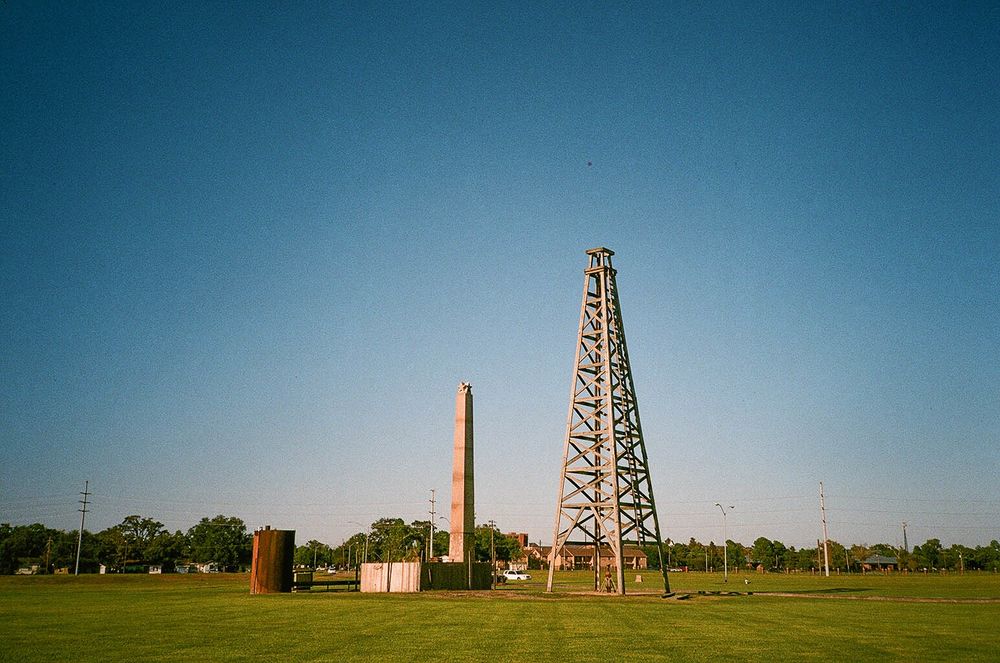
left=551, top=567, right=1000, bottom=599
left=1, top=571, right=998, bottom=662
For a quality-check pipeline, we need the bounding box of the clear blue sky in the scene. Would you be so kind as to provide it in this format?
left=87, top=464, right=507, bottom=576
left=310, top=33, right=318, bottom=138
left=2, top=2, right=998, bottom=550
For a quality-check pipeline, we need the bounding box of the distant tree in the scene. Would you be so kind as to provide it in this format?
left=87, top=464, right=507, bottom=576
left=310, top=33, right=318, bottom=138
left=686, top=538, right=705, bottom=570
left=49, top=529, right=78, bottom=571
left=849, top=544, right=871, bottom=570
left=473, top=524, right=522, bottom=564
left=942, top=544, right=975, bottom=571
left=972, top=540, right=1000, bottom=572
left=706, top=541, right=720, bottom=571
left=771, top=539, right=789, bottom=570
left=868, top=542, right=898, bottom=558
left=145, top=531, right=188, bottom=567
left=785, top=545, right=798, bottom=569
left=726, top=540, right=746, bottom=570
left=825, top=540, right=847, bottom=572
left=897, top=549, right=916, bottom=571
left=368, top=518, right=417, bottom=562
left=641, top=545, right=662, bottom=570
left=96, top=526, right=131, bottom=571
left=433, top=529, right=449, bottom=558
left=0, top=523, right=60, bottom=574
left=409, top=520, right=430, bottom=548
left=187, top=516, right=250, bottom=570
left=331, top=533, right=363, bottom=568
left=751, top=537, right=774, bottom=567
left=99, top=515, right=170, bottom=565
left=790, top=545, right=818, bottom=570
left=913, top=539, right=943, bottom=569
left=406, top=520, right=451, bottom=560
left=750, top=537, right=791, bottom=570
left=343, top=532, right=369, bottom=565
left=119, top=516, right=166, bottom=552
left=295, top=540, right=333, bottom=568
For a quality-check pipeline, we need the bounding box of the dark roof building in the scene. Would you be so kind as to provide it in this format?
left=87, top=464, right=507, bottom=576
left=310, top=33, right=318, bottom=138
left=862, top=555, right=898, bottom=568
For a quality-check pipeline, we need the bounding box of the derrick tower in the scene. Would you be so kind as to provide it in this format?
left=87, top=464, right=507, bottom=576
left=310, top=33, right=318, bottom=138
left=546, top=247, right=670, bottom=595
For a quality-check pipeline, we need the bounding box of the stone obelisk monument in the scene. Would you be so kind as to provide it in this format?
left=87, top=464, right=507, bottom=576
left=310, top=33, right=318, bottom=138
left=449, top=382, right=475, bottom=565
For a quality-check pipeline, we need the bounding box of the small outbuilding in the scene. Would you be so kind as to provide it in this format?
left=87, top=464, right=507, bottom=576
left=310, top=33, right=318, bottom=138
left=862, top=555, right=898, bottom=571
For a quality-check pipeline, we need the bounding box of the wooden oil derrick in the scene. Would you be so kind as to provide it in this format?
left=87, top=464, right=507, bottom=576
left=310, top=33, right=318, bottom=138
left=546, top=248, right=670, bottom=595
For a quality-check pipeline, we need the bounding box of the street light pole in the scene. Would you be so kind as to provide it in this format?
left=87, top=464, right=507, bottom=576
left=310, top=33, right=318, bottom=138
left=715, top=503, right=734, bottom=582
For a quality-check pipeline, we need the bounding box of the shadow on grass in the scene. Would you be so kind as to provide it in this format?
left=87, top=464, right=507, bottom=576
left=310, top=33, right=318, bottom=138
left=760, top=587, right=873, bottom=595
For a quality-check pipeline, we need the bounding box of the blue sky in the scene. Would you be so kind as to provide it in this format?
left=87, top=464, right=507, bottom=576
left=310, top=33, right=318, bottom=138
left=2, top=2, right=998, bottom=550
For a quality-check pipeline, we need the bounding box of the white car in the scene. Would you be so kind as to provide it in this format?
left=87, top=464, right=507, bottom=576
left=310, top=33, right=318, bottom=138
left=502, top=569, right=531, bottom=580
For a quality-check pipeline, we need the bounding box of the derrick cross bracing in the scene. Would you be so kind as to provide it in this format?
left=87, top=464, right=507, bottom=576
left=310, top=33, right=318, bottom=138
left=546, top=247, right=670, bottom=595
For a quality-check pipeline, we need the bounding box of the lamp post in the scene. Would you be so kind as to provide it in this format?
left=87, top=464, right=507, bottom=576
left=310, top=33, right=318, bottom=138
left=715, top=503, right=734, bottom=582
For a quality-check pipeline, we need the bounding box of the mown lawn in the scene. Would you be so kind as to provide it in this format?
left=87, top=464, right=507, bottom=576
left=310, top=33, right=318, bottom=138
left=1, top=572, right=998, bottom=662
left=548, top=567, right=1000, bottom=599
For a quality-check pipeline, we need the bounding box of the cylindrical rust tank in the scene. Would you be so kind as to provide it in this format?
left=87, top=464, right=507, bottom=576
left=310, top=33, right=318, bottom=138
left=250, top=527, right=295, bottom=594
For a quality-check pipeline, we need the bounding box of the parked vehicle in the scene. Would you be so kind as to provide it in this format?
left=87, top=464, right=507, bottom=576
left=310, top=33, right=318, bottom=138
left=502, top=569, right=531, bottom=580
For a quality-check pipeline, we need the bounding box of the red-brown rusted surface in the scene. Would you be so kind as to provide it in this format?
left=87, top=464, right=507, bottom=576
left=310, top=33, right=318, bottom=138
left=250, top=527, right=294, bottom=594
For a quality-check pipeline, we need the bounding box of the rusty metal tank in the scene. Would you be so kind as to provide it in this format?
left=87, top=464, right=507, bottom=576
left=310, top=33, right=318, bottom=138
left=250, top=527, right=295, bottom=593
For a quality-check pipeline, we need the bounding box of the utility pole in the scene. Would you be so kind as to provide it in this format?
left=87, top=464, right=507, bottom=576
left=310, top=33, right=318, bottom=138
left=819, top=481, right=830, bottom=577
left=489, top=520, right=496, bottom=590
left=45, top=537, right=53, bottom=574
left=74, top=480, right=90, bottom=576
left=428, top=489, right=437, bottom=560
left=902, top=522, right=908, bottom=554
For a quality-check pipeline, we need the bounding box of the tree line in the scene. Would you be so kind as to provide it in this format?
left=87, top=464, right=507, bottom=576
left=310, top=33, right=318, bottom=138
left=639, top=536, right=1000, bottom=573
left=0, top=515, right=524, bottom=575
left=0, top=515, right=251, bottom=574
left=4, top=515, right=997, bottom=574
left=295, top=518, right=524, bottom=569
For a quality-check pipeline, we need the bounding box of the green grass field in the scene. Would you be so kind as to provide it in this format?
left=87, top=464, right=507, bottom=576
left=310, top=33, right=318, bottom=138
left=2, top=571, right=998, bottom=662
